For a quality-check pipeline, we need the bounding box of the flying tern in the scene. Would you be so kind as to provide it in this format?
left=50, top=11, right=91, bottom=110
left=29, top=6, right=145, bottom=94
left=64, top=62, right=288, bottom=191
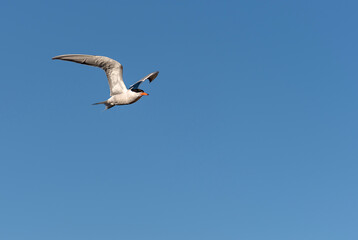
left=52, top=54, right=159, bottom=110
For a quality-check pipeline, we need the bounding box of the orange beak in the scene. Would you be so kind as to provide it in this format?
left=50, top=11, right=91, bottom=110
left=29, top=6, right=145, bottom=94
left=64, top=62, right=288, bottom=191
left=141, top=92, right=149, bottom=96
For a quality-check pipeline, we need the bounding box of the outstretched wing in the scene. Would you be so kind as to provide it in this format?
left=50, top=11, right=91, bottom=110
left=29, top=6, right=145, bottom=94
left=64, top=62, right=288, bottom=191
left=52, top=54, right=127, bottom=96
left=129, top=71, right=159, bottom=89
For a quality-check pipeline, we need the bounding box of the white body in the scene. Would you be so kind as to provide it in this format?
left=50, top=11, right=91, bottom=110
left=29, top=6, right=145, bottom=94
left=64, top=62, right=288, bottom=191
left=108, top=89, right=143, bottom=105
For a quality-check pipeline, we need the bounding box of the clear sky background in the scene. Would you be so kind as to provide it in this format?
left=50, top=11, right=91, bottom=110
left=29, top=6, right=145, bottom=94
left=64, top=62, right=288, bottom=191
left=0, top=0, right=357, bottom=239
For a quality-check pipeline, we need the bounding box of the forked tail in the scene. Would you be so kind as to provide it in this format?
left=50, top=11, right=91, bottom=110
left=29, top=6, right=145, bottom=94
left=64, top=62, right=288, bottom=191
left=92, top=101, right=115, bottom=110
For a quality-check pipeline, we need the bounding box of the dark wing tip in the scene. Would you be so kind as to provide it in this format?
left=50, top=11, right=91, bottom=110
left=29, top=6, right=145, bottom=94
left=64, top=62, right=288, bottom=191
left=149, top=71, right=159, bottom=82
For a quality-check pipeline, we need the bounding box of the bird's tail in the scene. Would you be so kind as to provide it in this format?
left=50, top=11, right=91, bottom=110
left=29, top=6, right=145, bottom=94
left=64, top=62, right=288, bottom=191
left=92, top=101, right=115, bottom=110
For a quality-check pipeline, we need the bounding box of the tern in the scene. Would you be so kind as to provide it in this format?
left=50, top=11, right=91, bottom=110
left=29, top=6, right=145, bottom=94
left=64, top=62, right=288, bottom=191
left=52, top=54, right=159, bottom=110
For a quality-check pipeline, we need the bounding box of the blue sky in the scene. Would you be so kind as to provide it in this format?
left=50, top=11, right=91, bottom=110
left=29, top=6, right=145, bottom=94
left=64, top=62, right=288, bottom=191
left=1, top=0, right=357, bottom=239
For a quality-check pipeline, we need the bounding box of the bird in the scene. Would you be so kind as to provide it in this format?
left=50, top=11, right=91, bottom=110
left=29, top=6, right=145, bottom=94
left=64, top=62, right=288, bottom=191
left=52, top=54, right=159, bottom=110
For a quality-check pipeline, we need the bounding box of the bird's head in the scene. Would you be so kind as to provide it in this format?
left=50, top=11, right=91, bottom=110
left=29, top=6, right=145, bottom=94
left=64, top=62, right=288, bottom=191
left=131, top=88, right=149, bottom=96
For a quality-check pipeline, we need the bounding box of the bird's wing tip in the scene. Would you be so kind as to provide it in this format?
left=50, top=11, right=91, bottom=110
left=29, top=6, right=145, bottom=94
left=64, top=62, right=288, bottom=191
left=150, top=71, right=159, bottom=82
left=52, top=54, right=74, bottom=60
left=52, top=55, right=61, bottom=60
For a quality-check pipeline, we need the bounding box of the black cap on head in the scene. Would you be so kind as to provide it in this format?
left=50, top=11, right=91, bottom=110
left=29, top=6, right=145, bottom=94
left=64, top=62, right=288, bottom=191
left=131, top=89, right=144, bottom=93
